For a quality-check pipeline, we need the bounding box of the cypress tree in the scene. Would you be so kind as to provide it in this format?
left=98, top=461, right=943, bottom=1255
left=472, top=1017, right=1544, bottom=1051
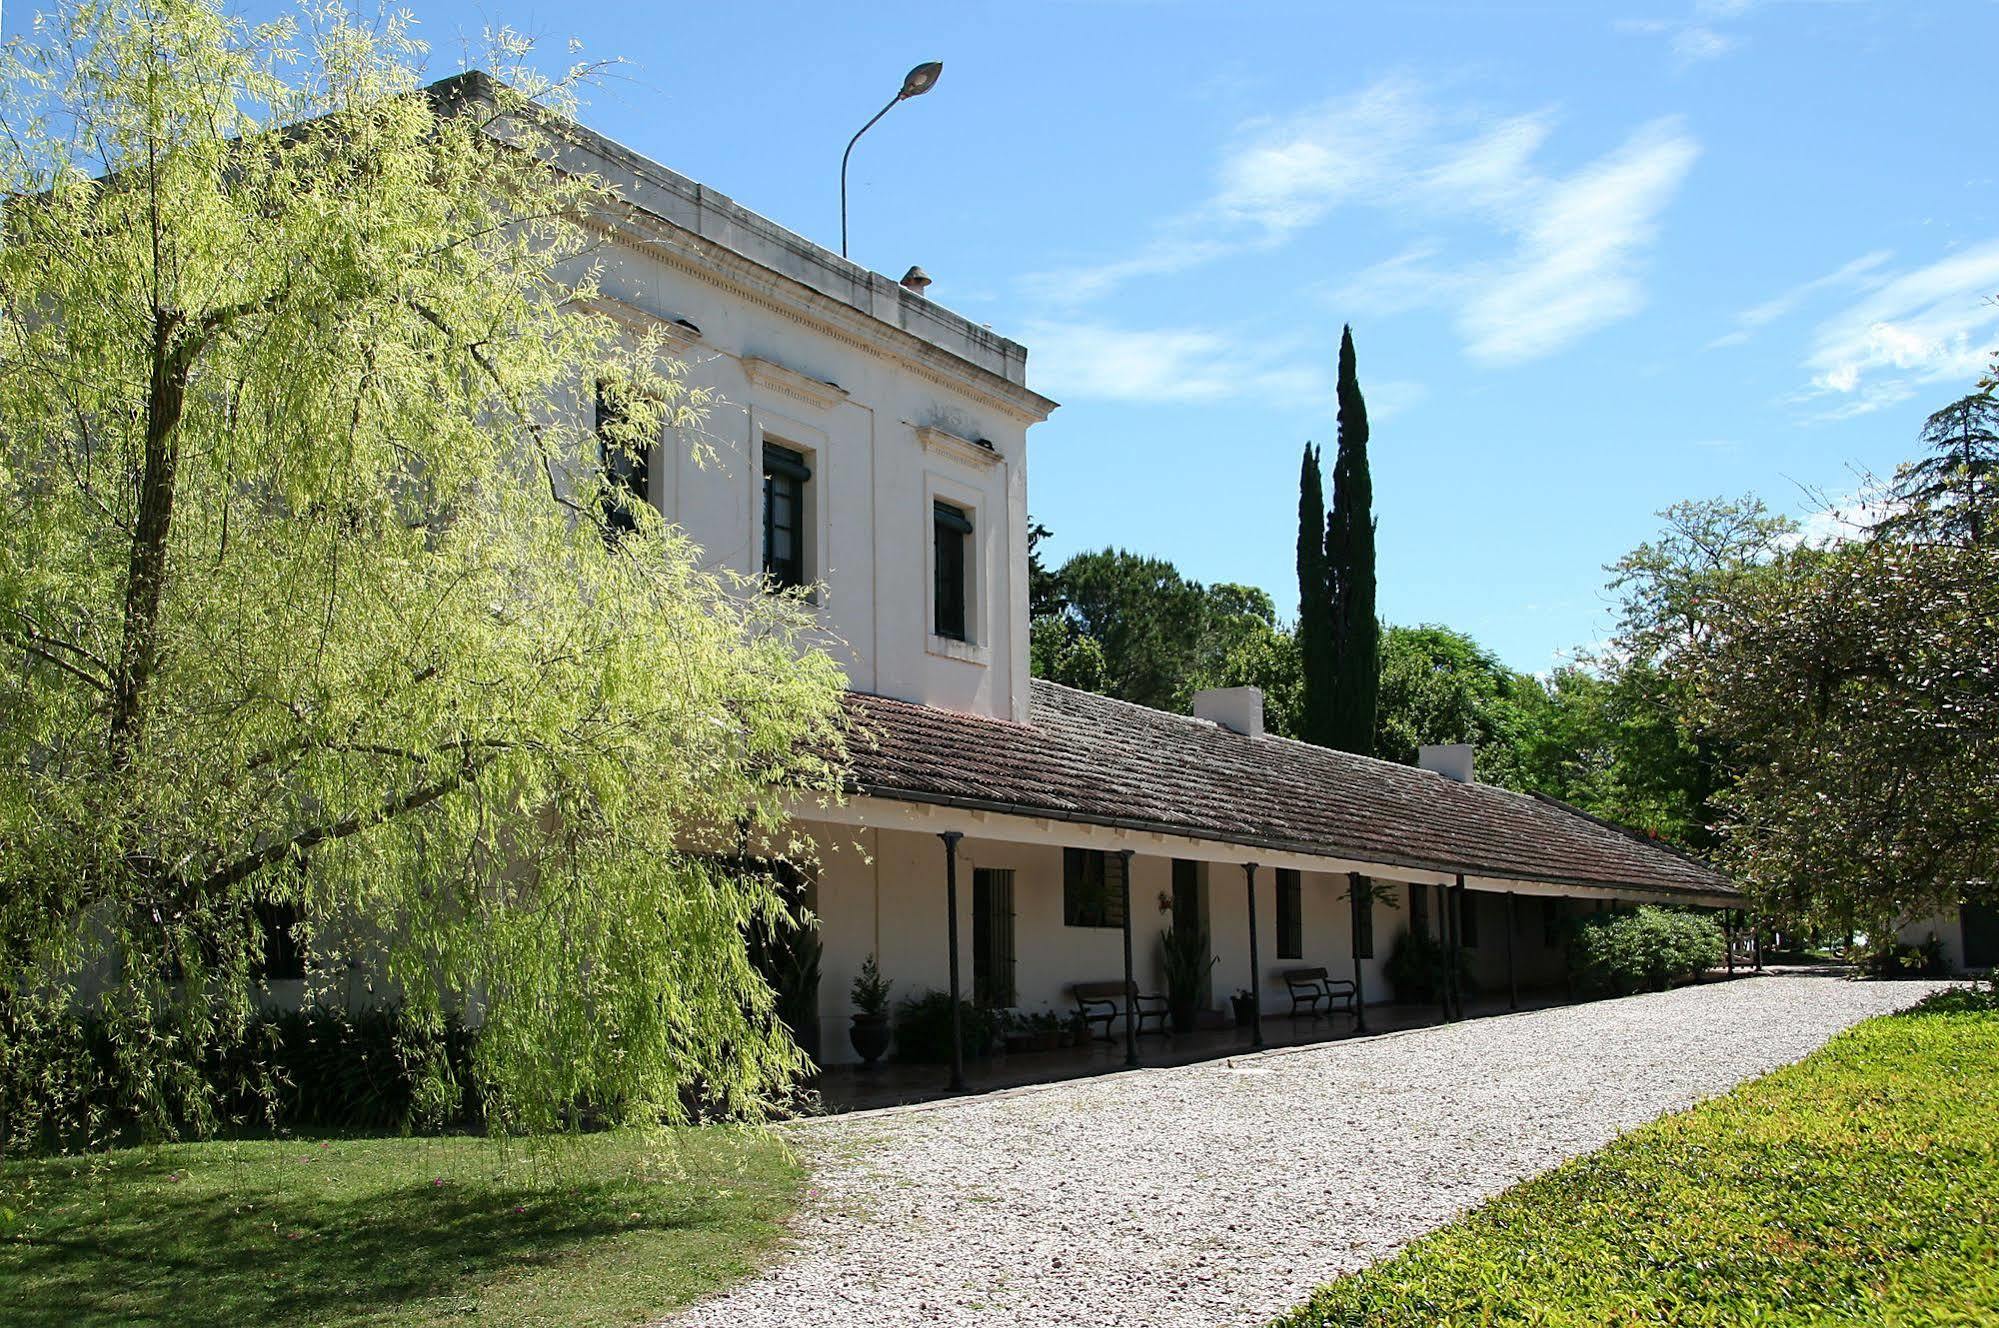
left=1326, top=325, right=1378, bottom=755
left=1296, top=442, right=1335, bottom=746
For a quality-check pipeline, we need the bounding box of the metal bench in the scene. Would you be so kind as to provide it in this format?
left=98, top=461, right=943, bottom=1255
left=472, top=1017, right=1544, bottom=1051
left=1281, top=967, right=1357, bottom=1019
left=1070, top=980, right=1169, bottom=1042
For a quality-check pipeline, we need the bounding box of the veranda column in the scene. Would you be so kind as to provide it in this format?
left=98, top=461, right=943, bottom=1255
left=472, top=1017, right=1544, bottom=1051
left=1455, top=876, right=1471, bottom=1020
left=1725, top=909, right=1736, bottom=976
left=940, top=831, right=966, bottom=1093
left=1506, top=890, right=1518, bottom=1011
left=1118, top=848, right=1139, bottom=1069
left=1243, top=863, right=1265, bottom=1049
left=1348, top=872, right=1370, bottom=1034
left=1752, top=914, right=1764, bottom=972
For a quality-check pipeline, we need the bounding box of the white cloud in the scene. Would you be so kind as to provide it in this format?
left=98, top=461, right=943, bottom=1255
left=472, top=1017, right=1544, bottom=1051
left=1033, top=77, right=1698, bottom=371
left=1798, top=240, right=1999, bottom=415
left=1024, top=320, right=1333, bottom=406
left=1458, top=120, right=1700, bottom=364
left=1616, top=2, right=1752, bottom=68
left=1706, top=249, right=1892, bottom=349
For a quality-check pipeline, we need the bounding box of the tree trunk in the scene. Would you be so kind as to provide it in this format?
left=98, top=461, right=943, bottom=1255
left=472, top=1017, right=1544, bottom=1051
left=109, top=312, right=193, bottom=773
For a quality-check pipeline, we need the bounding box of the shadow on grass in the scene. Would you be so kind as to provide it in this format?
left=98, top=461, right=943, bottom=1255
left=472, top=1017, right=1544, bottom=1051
left=1, top=1132, right=792, bottom=1328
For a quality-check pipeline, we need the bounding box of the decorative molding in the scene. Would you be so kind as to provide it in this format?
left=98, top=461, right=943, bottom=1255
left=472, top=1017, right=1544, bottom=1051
left=741, top=356, right=850, bottom=411
left=912, top=423, right=1003, bottom=469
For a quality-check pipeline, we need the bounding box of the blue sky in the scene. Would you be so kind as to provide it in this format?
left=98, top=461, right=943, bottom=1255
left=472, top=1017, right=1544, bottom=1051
left=30, top=0, right=1997, bottom=669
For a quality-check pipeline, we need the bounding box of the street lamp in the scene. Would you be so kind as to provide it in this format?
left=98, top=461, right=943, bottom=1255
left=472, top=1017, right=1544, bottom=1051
left=840, top=61, right=943, bottom=259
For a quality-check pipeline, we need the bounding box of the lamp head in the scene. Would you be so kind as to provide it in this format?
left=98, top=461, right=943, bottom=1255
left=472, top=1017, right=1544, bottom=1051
left=899, top=61, right=943, bottom=99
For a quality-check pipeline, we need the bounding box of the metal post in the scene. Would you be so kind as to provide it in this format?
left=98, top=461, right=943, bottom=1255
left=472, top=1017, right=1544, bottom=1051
left=1455, top=876, right=1471, bottom=1020
left=1118, top=849, right=1139, bottom=1069
left=1348, top=872, right=1370, bottom=1034
left=1243, top=863, right=1265, bottom=1049
left=1506, top=890, right=1518, bottom=1011
left=940, top=831, right=965, bottom=1092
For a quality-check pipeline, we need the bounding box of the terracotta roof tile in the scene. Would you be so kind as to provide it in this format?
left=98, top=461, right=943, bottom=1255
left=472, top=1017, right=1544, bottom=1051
left=840, top=680, right=1735, bottom=900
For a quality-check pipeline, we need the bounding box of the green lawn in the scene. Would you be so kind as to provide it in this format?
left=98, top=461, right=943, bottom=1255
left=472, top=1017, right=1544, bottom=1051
left=0, top=1126, right=801, bottom=1327
left=1276, top=986, right=1999, bottom=1327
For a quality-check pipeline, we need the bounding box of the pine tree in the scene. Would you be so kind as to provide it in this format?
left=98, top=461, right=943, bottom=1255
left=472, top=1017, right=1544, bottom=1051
left=1326, top=325, right=1379, bottom=756
left=1877, top=391, right=1999, bottom=547
left=1296, top=442, right=1335, bottom=746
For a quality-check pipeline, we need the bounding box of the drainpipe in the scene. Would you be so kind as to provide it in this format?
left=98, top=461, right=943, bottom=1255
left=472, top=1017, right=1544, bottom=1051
left=940, top=831, right=965, bottom=1093
left=1118, top=849, right=1139, bottom=1069
left=1243, top=863, right=1265, bottom=1049
left=1348, top=872, right=1370, bottom=1035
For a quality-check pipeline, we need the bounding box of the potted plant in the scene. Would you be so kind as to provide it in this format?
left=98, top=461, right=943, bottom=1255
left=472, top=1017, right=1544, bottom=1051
left=1001, top=1010, right=1036, bottom=1055
left=1159, top=924, right=1217, bottom=1035
left=848, top=953, right=893, bottom=1067
left=1230, top=988, right=1258, bottom=1028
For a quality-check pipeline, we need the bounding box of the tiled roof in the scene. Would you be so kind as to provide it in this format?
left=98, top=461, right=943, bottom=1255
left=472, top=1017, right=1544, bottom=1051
left=840, top=680, right=1736, bottom=899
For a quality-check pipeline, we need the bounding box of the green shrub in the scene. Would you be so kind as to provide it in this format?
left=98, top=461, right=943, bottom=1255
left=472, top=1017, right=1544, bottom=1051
left=1384, top=928, right=1473, bottom=1004
left=1865, top=935, right=1948, bottom=978
left=1567, top=906, right=1725, bottom=996
left=891, top=990, right=999, bottom=1063
left=1, top=1002, right=479, bottom=1151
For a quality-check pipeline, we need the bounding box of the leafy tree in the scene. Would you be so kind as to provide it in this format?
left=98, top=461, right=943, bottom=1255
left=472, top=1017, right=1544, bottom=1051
left=1326, top=326, right=1379, bottom=755
left=1295, top=442, right=1335, bottom=745
left=1026, top=517, right=1064, bottom=618
left=0, top=0, right=846, bottom=1141
left=1049, top=549, right=1210, bottom=711
left=1512, top=663, right=1711, bottom=846
left=1029, top=612, right=1106, bottom=693
left=1373, top=625, right=1533, bottom=786
left=1604, top=496, right=1797, bottom=664
left=1690, top=534, right=1999, bottom=938
left=1876, top=391, right=1999, bottom=547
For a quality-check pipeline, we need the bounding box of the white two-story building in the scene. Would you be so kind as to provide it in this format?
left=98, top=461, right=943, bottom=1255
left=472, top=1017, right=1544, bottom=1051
left=526, top=76, right=1741, bottom=1074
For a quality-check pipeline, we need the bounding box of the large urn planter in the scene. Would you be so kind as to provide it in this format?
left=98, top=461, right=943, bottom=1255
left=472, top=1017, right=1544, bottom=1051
left=848, top=1012, right=891, bottom=1067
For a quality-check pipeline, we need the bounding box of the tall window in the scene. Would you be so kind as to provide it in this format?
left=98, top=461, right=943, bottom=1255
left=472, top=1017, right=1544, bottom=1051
left=1459, top=889, right=1480, bottom=948
left=1543, top=896, right=1564, bottom=947
left=762, top=443, right=811, bottom=589
left=932, top=500, right=972, bottom=641
left=596, top=381, right=651, bottom=538
left=1063, top=848, right=1125, bottom=928
left=1354, top=877, right=1375, bottom=959
left=973, top=868, right=1016, bottom=1008
left=1410, top=882, right=1430, bottom=938
left=1276, top=869, right=1302, bottom=959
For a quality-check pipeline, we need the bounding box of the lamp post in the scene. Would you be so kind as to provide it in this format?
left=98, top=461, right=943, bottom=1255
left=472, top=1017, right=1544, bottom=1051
left=840, top=61, right=943, bottom=259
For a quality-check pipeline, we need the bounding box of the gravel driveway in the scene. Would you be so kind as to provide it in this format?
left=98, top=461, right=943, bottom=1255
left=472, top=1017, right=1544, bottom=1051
left=672, top=974, right=1947, bottom=1328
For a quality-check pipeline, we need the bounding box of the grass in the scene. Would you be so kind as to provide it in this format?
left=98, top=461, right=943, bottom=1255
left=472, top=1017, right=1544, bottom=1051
left=0, top=1125, right=802, bottom=1327
left=1276, top=985, right=1999, bottom=1327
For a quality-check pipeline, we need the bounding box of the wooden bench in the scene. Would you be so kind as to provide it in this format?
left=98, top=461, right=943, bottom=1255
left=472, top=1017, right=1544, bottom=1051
left=1281, top=967, right=1357, bottom=1019
left=1070, top=980, right=1169, bottom=1042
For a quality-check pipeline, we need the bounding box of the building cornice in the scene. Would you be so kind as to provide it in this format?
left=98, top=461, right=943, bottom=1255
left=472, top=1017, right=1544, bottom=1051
left=578, top=207, right=1058, bottom=426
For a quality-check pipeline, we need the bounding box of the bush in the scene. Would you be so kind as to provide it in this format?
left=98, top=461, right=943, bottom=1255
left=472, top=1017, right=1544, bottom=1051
left=1, top=1002, right=479, bottom=1151
left=891, top=990, right=999, bottom=1063
left=1567, top=906, right=1725, bottom=996
left=1865, top=935, right=1948, bottom=978
left=1384, top=929, right=1473, bottom=1004
left=1913, top=977, right=1998, bottom=1013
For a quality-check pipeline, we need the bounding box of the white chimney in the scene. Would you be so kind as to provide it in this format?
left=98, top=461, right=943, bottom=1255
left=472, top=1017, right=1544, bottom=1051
left=1419, top=743, right=1475, bottom=783
left=1194, top=686, right=1264, bottom=738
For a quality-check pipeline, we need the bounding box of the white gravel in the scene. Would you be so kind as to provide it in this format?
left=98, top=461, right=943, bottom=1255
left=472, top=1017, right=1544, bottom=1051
left=670, top=974, right=1950, bottom=1328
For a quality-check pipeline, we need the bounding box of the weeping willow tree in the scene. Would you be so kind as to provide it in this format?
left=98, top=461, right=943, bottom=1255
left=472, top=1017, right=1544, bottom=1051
left=0, top=0, right=848, bottom=1144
